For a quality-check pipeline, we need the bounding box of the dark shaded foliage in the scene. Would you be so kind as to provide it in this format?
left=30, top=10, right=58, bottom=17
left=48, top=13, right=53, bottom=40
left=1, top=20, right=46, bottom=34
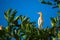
left=39, top=0, right=60, bottom=8
left=0, top=0, right=60, bottom=40
left=0, top=8, right=60, bottom=40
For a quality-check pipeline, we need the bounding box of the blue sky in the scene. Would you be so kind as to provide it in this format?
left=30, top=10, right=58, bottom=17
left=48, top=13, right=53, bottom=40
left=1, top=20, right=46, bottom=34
left=0, top=0, right=59, bottom=28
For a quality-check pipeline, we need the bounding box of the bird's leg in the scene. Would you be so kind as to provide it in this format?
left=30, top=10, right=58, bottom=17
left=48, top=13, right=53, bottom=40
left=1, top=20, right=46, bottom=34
left=38, top=25, right=42, bottom=30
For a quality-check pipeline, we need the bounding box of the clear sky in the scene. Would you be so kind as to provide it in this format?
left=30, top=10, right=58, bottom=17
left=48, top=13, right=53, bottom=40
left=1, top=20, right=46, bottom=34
left=0, top=0, right=59, bottom=28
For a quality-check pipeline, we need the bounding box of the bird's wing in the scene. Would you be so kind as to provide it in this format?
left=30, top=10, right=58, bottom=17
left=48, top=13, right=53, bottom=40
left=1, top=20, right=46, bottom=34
left=38, top=18, right=41, bottom=25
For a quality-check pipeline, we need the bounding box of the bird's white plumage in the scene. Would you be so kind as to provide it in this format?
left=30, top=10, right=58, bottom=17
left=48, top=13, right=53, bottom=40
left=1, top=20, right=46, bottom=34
left=38, top=12, right=43, bottom=29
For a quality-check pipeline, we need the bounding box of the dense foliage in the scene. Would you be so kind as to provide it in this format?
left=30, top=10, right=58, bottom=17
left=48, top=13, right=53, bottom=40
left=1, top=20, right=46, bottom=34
left=0, top=8, right=60, bottom=40
left=0, top=0, right=60, bottom=40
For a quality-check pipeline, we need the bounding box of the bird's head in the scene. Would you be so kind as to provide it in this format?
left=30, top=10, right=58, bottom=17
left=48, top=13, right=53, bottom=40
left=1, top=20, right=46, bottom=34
left=38, top=12, right=42, bottom=16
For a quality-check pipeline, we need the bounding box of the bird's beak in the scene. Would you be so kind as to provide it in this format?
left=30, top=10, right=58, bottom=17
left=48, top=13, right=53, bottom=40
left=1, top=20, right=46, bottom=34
left=38, top=12, right=42, bottom=14
left=37, top=12, right=40, bottom=14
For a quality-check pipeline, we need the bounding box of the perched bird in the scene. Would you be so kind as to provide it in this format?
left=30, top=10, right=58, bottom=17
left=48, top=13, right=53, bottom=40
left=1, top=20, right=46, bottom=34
left=38, top=12, right=44, bottom=29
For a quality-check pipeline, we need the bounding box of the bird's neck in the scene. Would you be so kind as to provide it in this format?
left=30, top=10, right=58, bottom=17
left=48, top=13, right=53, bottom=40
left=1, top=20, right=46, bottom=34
left=40, top=15, right=42, bottom=17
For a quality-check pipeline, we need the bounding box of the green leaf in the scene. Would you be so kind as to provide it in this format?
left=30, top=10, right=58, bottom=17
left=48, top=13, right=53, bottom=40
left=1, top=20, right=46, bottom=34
left=50, top=18, right=56, bottom=23
left=4, top=12, right=8, bottom=21
left=17, top=29, right=20, bottom=35
left=58, top=11, right=60, bottom=14
left=51, top=22, right=56, bottom=27
left=22, top=35, right=27, bottom=39
left=50, top=17, right=58, bottom=27
left=6, top=9, right=12, bottom=16
left=52, top=38, right=56, bottom=40
left=58, top=32, right=60, bottom=39
left=41, top=1, right=47, bottom=4
left=54, top=17, right=58, bottom=22
left=21, top=16, right=27, bottom=22
left=9, top=10, right=17, bottom=22
left=54, top=0, right=58, bottom=2
left=58, top=3, right=60, bottom=8
left=52, top=6, right=58, bottom=8
left=14, top=16, right=20, bottom=21
left=46, top=1, right=52, bottom=5
left=41, top=1, right=52, bottom=5
left=4, top=9, right=12, bottom=21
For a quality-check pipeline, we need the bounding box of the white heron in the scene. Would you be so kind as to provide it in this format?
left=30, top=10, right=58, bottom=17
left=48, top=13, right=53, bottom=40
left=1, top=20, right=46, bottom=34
left=38, top=12, right=44, bottom=29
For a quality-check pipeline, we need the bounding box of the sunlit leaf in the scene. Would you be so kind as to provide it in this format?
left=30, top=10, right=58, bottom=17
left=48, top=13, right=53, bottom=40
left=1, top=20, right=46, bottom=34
left=52, top=37, right=56, bottom=40
left=50, top=18, right=56, bottom=23
left=17, top=29, right=20, bottom=35
left=58, top=31, right=60, bottom=40
left=14, top=16, right=20, bottom=21
left=58, top=3, right=60, bottom=8
left=22, top=35, right=27, bottom=39
left=4, top=12, right=8, bottom=21
left=54, top=17, right=58, bottom=22
left=9, top=10, right=17, bottom=22
left=4, top=9, right=12, bottom=17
